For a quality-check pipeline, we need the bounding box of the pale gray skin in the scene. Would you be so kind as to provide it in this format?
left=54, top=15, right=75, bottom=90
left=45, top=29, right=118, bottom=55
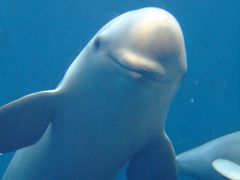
left=177, top=131, right=240, bottom=180
left=0, top=7, right=186, bottom=180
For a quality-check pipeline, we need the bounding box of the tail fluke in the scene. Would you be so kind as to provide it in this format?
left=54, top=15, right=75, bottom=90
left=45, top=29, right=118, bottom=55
left=212, top=159, right=240, bottom=180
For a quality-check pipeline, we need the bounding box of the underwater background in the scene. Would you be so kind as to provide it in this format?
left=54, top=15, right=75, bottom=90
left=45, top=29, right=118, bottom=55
left=0, top=0, right=239, bottom=179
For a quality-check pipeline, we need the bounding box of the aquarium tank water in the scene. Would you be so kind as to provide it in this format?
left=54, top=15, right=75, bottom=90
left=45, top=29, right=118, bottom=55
left=0, top=0, right=239, bottom=179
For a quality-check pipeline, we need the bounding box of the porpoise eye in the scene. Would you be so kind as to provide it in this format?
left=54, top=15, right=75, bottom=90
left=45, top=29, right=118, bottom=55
left=93, top=37, right=102, bottom=49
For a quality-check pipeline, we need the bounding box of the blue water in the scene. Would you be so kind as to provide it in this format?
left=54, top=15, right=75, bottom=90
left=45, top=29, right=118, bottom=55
left=0, top=0, right=239, bottom=179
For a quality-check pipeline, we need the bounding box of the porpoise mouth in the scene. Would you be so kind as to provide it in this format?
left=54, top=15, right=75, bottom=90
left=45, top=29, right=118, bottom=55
left=107, top=50, right=166, bottom=83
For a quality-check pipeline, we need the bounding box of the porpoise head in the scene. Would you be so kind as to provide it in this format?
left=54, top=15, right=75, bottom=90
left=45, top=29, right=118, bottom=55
left=60, top=7, right=187, bottom=109
left=87, top=7, right=187, bottom=86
